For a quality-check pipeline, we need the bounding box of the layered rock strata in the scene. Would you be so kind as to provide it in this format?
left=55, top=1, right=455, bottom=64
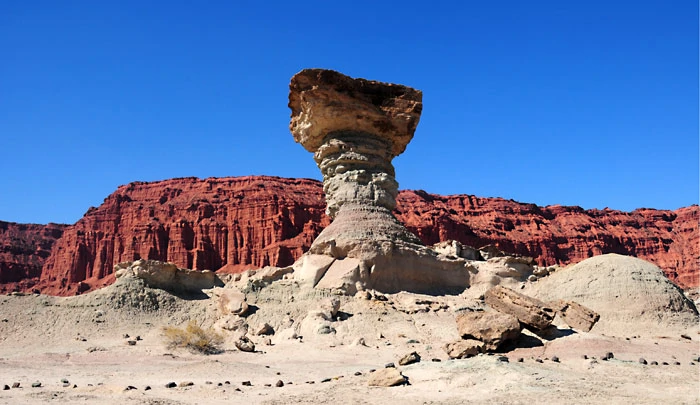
left=1, top=177, right=697, bottom=296
left=289, top=69, right=472, bottom=294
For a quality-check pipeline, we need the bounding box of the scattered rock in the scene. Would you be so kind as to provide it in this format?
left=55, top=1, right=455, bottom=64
left=351, top=337, right=367, bottom=347
left=12, top=383, right=20, bottom=388
left=87, top=346, right=106, bottom=353
left=144, top=386, right=151, bottom=391
left=216, top=288, right=249, bottom=316
left=431, top=358, right=442, bottom=362
left=443, top=339, right=483, bottom=359
left=681, top=334, right=691, bottom=340
left=602, top=352, right=614, bottom=361
left=535, top=358, right=543, bottom=363
left=639, top=358, right=647, bottom=365
left=241, top=381, right=252, bottom=386
left=127, top=340, right=136, bottom=346
left=384, top=362, right=395, bottom=368
left=650, top=361, right=658, bottom=365
left=31, top=382, right=42, bottom=388
left=455, top=310, right=521, bottom=350
left=235, top=336, right=255, bottom=352
left=3, top=385, right=9, bottom=390
left=320, top=378, right=331, bottom=383
left=496, top=356, right=509, bottom=362
left=367, top=368, right=408, bottom=387
left=61, top=378, right=69, bottom=384
left=255, top=322, right=274, bottom=336
left=317, top=324, right=336, bottom=335
left=551, top=356, right=560, bottom=363
left=354, top=371, right=362, bottom=376
left=165, top=382, right=176, bottom=388
left=517, top=358, right=524, bottom=363
left=275, top=380, right=284, bottom=387
left=484, top=286, right=554, bottom=330
left=398, top=352, right=421, bottom=366
left=124, top=386, right=137, bottom=391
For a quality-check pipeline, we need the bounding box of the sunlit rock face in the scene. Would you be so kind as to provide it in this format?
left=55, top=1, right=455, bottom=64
left=289, top=69, right=472, bottom=295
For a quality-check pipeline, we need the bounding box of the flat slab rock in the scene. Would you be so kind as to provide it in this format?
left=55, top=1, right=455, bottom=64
left=456, top=310, right=521, bottom=351
left=551, top=299, right=600, bottom=332
left=484, top=285, right=554, bottom=330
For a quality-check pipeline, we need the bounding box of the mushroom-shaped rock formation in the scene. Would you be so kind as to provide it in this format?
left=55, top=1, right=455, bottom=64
left=289, top=69, right=473, bottom=295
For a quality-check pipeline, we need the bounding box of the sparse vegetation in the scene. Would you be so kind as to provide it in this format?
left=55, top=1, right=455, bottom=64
left=162, top=321, right=224, bottom=355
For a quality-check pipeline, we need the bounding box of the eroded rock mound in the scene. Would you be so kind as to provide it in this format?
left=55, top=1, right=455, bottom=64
left=526, top=254, right=699, bottom=335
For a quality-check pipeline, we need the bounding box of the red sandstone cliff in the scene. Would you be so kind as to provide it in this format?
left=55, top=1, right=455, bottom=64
left=2, top=176, right=697, bottom=295
left=0, top=221, right=67, bottom=293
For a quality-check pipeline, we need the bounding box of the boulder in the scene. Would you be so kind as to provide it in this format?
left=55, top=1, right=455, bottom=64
left=550, top=299, right=600, bottom=332
left=216, top=288, right=249, bottom=316
left=455, top=310, right=521, bottom=350
left=367, top=368, right=408, bottom=387
left=254, top=322, right=274, bottom=336
left=398, top=351, right=421, bottom=366
left=292, top=254, right=336, bottom=288
left=484, top=286, right=554, bottom=330
left=235, top=336, right=255, bottom=352
left=443, top=339, right=484, bottom=359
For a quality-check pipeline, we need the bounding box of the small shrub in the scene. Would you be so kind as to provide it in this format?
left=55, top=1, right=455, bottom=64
left=162, top=321, right=224, bottom=354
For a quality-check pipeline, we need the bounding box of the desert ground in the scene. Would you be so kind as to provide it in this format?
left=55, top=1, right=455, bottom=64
left=0, top=255, right=699, bottom=405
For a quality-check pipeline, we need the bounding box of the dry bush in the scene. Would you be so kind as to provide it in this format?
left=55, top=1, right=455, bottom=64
left=162, top=321, right=224, bottom=354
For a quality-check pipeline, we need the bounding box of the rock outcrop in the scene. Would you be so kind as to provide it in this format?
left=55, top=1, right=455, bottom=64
left=525, top=254, right=699, bottom=335
left=0, top=221, right=67, bottom=293
left=1, top=178, right=697, bottom=295
left=289, top=69, right=473, bottom=295
left=484, top=286, right=555, bottom=331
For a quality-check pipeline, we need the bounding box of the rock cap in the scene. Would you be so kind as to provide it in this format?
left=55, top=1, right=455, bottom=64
left=289, top=68, right=422, bottom=156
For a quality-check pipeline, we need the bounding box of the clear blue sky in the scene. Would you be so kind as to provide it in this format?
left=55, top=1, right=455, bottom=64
left=1, top=1, right=697, bottom=224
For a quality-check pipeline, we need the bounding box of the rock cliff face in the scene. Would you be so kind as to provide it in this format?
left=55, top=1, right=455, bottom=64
left=0, top=221, right=67, bottom=292
left=1, top=176, right=697, bottom=295
left=37, top=176, right=329, bottom=295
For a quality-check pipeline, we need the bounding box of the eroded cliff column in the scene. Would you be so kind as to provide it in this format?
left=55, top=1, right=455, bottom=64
left=289, top=69, right=472, bottom=295
left=289, top=69, right=423, bottom=255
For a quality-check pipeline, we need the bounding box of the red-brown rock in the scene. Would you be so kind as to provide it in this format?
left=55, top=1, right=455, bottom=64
left=0, top=221, right=67, bottom=293
left=0, top=176, right=697, bottom=295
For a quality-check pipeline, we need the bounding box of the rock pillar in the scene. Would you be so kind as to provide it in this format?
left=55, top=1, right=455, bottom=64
left=289, top=69, right=423, bottom=257
left=289, top=69, right=471, bottom=295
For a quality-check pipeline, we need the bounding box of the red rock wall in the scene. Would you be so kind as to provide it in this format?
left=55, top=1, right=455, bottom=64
left=394, top=190, right=698, bottom=289
left=2, top=176, right=697, bottom=295
left=0, top=221, right=67, bottom=293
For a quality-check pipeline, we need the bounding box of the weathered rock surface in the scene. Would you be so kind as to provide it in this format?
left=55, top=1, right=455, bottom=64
left=484, top=286, right=555, bottom=330
left=289, top=69, right=476, bottom=295
left=550, top=299, right=600, bottom=332
left=1, top=177, right=697, bottom=295
left=367, top=368, right=408, bottom=387
left=443, top=339, right=484, bottom=359
left=455, top=310, right=522, bottom=350
left=526, top=254, right=699, bottom=335
left=0, top=221, right=67, bottom=292
left=114, top=260, right=223, bottom=293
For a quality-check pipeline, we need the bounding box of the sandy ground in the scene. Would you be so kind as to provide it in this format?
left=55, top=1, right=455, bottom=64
left=0, top=278, right=699, bottom=405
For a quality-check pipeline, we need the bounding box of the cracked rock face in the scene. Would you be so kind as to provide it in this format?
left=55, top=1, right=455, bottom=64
left=289, top=69, right=471, bottom=295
